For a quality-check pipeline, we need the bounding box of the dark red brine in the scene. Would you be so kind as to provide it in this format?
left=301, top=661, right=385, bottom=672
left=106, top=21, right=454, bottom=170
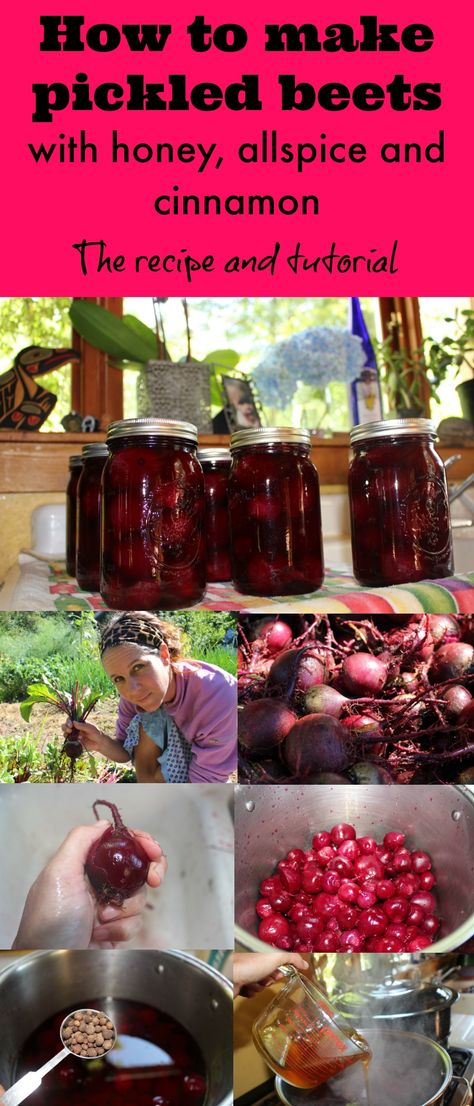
left=66, top=455, right=83, bottom=578
left=17, top=998, right=207, bottom=1106
left=197, top=448, right=232, bottom=582
left=228, top=428, right=324, bottom=596
left=76, top=445, right=109, bottom=591
left=349, top=419, right=453, bottom=586
left=101, top=418, right=206, bottom=610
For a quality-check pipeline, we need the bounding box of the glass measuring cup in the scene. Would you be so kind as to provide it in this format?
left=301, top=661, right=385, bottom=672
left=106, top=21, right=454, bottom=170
left=2, top=1009, right=117, bottom=1106
left=252, top=968, right=371, bottom=1090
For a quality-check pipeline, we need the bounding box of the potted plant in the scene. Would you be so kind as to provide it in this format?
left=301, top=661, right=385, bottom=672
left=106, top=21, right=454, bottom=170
left=376, top=309, right=474, bottom=418
left=426, top=308, right=474, bottom=423
left=69, top=298, right=240, bottom=431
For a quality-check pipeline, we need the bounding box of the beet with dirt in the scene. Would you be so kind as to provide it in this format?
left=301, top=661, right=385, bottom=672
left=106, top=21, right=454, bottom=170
left=237, top=614, right=474, bottom=784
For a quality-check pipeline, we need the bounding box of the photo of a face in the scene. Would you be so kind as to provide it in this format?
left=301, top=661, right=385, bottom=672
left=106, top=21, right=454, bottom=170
left=222, top=375, right=261, bottom=430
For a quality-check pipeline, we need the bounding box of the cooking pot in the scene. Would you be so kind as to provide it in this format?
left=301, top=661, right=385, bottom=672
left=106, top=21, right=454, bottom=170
left=0, top=950, right=232, bottom=1106
left=234, top=784, right=474, bottom=952
left=275, top=1028, right=472, bottom=1106
left=333, top=983, right=459, bottom=1047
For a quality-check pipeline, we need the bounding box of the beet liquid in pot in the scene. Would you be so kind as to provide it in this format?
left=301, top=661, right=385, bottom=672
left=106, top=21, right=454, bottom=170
left=17, top=998, right=207, bottom=1106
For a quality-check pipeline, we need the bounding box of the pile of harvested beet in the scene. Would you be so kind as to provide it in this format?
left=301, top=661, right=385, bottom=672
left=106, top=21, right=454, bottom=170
left=238, top=614, right=474, bottom=784
left=256, top=822, right=440, bottom=952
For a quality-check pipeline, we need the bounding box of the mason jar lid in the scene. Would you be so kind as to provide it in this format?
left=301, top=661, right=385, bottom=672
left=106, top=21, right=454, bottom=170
left=350, top=418, right=436, bottom=445
left=69, top=454, right=83, bottom=467
left=107, top=417, right=198, bottom=444
left=197, top=449, right=231, bottom=465
left=230, top=427, right=311, bottom=451
left=81, top=444, right=109, bottom=459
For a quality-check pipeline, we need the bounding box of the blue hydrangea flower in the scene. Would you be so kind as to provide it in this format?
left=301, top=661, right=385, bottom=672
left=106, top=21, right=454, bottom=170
left=252, top=327, right=366, bottom=406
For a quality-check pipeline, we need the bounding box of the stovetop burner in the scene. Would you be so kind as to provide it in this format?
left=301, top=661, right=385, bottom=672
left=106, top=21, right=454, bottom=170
left=443, top=1047, right=474, bottom=1106
left=235, top=1046, right=474, bottom=1106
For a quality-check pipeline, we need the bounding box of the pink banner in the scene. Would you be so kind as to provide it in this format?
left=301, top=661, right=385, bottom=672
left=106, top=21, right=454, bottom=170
left=1, top=1, right=472, bottom=293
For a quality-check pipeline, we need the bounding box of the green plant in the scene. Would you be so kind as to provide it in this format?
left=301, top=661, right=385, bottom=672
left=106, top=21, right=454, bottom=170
left=20, top=680, right=101, bottom=780
left=377, top=309, right=474, bottom=415
left=425, top=308, right=474, bottom=382
left=69, top=298, right=240, bottom=410
left=0, top=734, right=42, bottom=782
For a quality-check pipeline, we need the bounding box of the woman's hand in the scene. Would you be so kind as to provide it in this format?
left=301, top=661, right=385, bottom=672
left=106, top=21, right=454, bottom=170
left=62, top=720, right=130, bottom=763
left=232, top=952, right=309, bottom=997
left=13, top=822, right=167, bottom=950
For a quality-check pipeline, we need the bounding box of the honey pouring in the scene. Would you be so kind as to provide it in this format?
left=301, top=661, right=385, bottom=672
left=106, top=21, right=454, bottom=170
left=252, top=966, right=371, bottom=1091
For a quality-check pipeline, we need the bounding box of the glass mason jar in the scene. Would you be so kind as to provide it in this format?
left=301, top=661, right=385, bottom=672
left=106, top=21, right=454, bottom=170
left=76, top=444, right=109, bottom=591
left=197, top=448, right=232, bottom=582
left=349, top=419, right=453, bottom=586
left=101, top=418, right=206, bottom=610
left=228, top=428, right=324, bottom=595
left=66, top=454, right=83, bottom=578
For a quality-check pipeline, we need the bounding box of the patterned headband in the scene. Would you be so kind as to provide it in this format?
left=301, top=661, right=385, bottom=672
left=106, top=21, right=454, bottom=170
left=99, top=614, right=164, bottom=656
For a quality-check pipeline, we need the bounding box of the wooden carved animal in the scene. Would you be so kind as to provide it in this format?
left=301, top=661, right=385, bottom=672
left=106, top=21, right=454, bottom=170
left=0, top=345, right=81, bottom=429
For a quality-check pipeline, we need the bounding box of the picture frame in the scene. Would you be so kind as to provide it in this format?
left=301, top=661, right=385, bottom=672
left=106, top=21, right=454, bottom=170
left=221, top=374, right=262, bottom=432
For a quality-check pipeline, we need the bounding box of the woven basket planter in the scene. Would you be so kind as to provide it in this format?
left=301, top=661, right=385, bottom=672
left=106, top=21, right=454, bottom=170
left=137, top=360, right=213, bottom=432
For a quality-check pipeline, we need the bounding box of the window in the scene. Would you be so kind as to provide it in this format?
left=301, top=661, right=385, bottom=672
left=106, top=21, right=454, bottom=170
left=123, top=296, right=380, bottom=430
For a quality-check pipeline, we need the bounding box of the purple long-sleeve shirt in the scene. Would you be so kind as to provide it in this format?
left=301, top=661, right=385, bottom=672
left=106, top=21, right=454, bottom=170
left=116, top=660, right=237, bottom=783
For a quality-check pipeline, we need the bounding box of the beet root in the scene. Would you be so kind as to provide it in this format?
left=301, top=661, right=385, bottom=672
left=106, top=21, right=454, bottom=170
left=429, top=642, right=474, bottom=683
left=85, top=800, right=150, bottom=906
left=341, top=654, right=388, bottom=697
left=304, top=685, right=347, bottom=718
left=266, top=648, right=326, bottom=699
left=238, top=699, right=297, bottom=758
left=283, top=714, right=352, bottom=777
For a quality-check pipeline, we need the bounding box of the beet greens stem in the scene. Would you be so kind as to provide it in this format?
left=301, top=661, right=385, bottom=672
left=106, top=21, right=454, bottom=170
left=92, top=799, right=123, bottom=828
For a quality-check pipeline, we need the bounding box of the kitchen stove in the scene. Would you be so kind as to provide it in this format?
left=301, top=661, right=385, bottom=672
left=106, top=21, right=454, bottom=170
left=444, top=1048, right=474, bottom=1106
left=235, top=1046, right=474, bottom=1106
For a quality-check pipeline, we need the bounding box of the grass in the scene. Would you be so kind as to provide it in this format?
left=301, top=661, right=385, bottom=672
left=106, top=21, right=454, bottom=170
left=195, top=646, right=236, bottom=675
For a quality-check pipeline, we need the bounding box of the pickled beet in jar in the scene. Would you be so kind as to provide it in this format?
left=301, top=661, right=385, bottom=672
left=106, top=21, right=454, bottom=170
left=66, top=454, right=83, bottom=578
left=229, top=427, right=324, bottom=596
left=197, top=448, right=232, bottom=582
left=101, top=418, right=206, bottom=610
left=349, top=419, right=453, bottom=587
left=76, top=444, right=109, bottom=591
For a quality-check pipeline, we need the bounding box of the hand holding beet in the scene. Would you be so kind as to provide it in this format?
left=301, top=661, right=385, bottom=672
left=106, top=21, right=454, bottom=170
left=13, top=809, right=167, bottom=950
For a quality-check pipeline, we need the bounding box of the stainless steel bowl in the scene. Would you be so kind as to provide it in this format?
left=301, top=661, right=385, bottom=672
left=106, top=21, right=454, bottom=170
left=0, top=949, right=232, bottom=1106
left=235, top=784, right=474, bottom=952
left=275, top=1028, right=455, bottom=1106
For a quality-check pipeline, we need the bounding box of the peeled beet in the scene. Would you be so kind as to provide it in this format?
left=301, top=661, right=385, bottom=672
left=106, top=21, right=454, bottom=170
left=238, top=698, right=296, bottom=758
left=283, top=714, right=352, bottom=778
left=341, top=654, right=387, bottom=696
left=85, top=800, right=150, bottom=906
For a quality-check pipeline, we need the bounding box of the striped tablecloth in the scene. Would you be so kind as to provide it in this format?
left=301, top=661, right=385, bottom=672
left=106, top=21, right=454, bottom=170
left=31, top=562, right=474, bottom=613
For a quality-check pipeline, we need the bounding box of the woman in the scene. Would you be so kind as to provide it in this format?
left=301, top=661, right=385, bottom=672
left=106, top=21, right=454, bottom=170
left=64, top=612, right=237, bottom=783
